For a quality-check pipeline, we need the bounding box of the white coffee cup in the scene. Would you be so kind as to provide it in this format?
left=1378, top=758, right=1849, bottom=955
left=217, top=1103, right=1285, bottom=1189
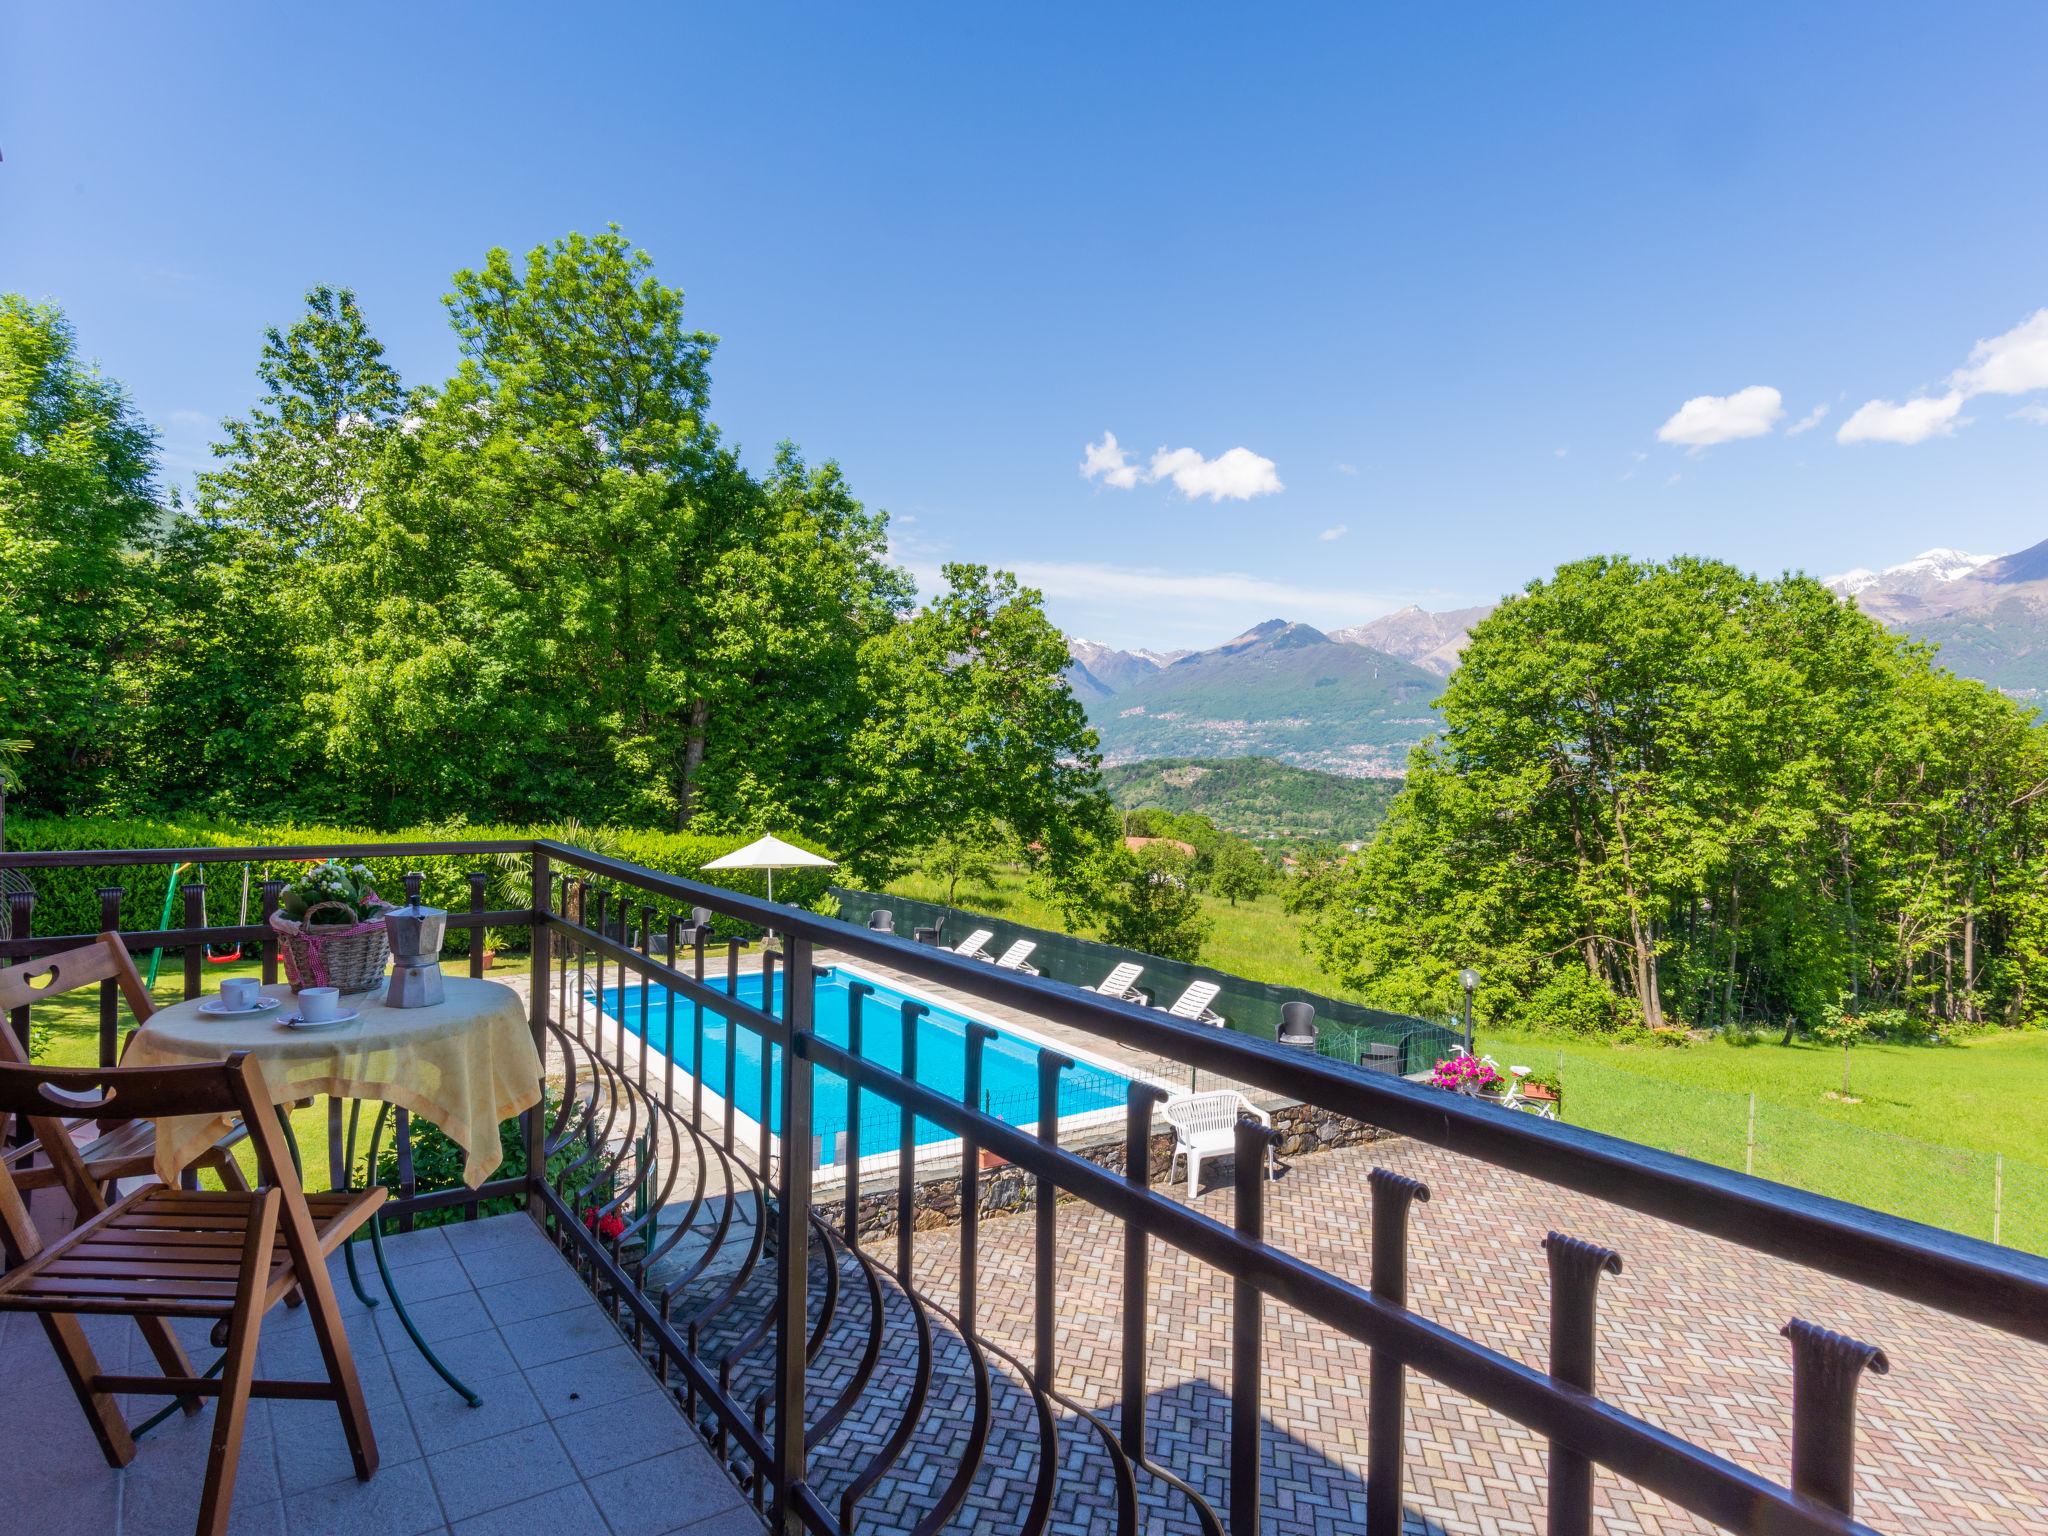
left=298, top=986, right=340, bottom=1022
left=219, top=977, right=260, bottom=1010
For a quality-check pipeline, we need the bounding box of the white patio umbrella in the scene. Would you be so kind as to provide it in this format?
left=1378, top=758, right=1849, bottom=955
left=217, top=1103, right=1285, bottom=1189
left=700, top=833, right=836, bottom=910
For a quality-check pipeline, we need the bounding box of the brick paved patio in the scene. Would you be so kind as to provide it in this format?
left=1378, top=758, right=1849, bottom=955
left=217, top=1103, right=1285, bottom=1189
left=791, top=1134, right=2046, bottom=1536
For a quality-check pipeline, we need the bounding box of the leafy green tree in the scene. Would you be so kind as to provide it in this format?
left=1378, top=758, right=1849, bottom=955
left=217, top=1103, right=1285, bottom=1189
left=1307, top=554, right=2048, bottom=1034
left=133, top=286, right=408, bottom=817
left=1207, top=834, right=1272, bottom=906
left=1069, top=840, right=1211, bottom=961
left=0, top=297, right=160, bottom=814
left=920, top=821, right=1005, bottom=904
left=833, top=563, right=1110, bottom=884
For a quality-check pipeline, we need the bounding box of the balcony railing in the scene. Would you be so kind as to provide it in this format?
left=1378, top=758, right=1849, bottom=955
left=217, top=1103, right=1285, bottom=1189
left=3, top=836, right=2045, bottom=1536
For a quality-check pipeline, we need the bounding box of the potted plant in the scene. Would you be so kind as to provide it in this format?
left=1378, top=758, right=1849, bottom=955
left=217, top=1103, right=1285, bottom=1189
left=1429, top=1054, right=1503, bottom=1097
left=1520, top=1068, right=1562, bottom=1105
left=269, top=860, right=393, bottom=993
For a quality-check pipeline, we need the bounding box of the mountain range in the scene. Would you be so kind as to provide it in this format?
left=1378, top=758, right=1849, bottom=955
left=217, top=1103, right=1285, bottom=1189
left=1067, top=534, right=2048, bottom=776
left=1070, top=620, right=1440, bottom=776
left=1818, top=538, right=2048, bottom=695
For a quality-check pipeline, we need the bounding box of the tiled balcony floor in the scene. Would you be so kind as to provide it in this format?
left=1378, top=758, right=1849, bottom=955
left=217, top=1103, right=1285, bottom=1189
left=3, top=1213, right=765, bottom=1536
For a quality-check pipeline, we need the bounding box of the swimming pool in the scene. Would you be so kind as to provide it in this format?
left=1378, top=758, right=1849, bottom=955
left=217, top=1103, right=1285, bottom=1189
left=593, top=966, right=1134, bottom=1166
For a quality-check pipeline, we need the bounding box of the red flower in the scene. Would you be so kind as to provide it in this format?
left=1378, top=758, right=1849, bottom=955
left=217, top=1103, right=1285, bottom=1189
left=582, top=1206, right=627, bottom=1242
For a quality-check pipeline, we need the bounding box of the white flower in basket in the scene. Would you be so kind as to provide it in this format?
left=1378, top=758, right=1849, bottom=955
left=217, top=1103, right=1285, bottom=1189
left=269, top=861, right=395, bottom=994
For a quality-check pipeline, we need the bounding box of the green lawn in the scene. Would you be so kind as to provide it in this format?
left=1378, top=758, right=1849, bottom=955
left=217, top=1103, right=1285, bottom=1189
left=1475, top=1024, right=2048, bottom=1251
left=23, top=952, right=502, bottom=1193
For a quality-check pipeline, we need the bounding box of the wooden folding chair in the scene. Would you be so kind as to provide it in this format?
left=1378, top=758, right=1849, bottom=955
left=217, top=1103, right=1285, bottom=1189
left=0, top=1051, right=386, bottom=1536
left=0, top=933, right=251, bottom=1201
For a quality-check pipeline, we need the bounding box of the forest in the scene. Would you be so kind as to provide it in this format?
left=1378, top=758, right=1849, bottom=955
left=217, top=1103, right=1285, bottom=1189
left=1303, top=555, right=2048, bottom=1032
left=0, top=231, right=1109, bottom=888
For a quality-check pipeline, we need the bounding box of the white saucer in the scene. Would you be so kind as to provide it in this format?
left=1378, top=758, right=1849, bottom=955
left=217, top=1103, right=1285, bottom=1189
left=198, top=996, right=282, bottom=1017
left=281, top=1010, right=361, bottom=1030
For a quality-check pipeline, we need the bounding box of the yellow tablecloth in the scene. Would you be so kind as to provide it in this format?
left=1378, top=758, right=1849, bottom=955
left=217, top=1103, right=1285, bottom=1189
left=124, top=977, right=542, bottom=1189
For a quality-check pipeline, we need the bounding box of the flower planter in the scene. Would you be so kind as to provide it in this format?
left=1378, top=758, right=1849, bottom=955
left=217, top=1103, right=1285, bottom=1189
left=977, top=1147, right=1008, bottom=1172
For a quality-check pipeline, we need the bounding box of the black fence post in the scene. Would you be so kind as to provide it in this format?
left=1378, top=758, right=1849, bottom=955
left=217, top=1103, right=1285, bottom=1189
left=1121, top=1081, right=1168, bottom=1461
left=180, top=879, right=206, bottom=1001
left=1366, top=1167, right=1429, bottom=1536
left=259, top=879, right=284, bottom=988
left=97, top=886, right=124, bottom=1067
left=526, top=847, right=552, bottom=1227
left=1781, top=1318, right=1889, bottom=1517
left=468, top=871, right=488, bottom=978
left=772, top=934, right=816, bottom=1536
left=1231, top=1114, right=1279, bottom=1536
left=1544, top=1232, right=1624, bottom=1536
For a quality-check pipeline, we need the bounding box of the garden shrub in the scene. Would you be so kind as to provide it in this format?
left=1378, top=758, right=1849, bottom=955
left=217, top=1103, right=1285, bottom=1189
left=2, top=817, right=838, bottom=946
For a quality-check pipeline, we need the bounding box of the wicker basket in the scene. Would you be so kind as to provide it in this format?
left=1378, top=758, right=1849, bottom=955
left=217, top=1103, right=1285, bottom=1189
left=269, top=902, right=390, bottom=994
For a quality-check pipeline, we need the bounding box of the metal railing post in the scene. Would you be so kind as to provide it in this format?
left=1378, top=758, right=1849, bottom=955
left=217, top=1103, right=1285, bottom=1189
left=1121, top=1081, right=1168, bottom=1461
left=772, top=935, right=816, bottom=1536
left=1544, top=1232, right=1624, bottom=1536
left=1231, top=1114, right=1279, bottom=1536
left=97, top=886, right=124, bottom=1067
left=180, top=879, right=206, bottom=1001
left=1366, top=1167, right=1430, bottom=1536
left=1780, top=1318, right=1889, bottom=1518
left=526, top=847, right=552, bottom=1226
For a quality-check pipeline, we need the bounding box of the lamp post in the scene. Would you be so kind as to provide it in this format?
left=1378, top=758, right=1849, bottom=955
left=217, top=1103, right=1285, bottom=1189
left=1459, top=968, right=1480, bottom=1055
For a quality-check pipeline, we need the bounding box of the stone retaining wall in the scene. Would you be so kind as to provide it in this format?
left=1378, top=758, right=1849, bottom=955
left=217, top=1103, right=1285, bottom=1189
left=814, top=1101, right=1395, bottom=1241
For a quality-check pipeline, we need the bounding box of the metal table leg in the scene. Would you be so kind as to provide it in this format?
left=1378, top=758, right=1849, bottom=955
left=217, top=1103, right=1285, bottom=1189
left=339, top=1101, right=381, bottom=1311
left=360, top=1100, right=482, bottom=1407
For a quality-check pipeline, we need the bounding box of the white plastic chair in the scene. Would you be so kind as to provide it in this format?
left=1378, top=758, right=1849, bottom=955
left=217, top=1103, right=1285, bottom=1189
left=992, top=939, right=1039, bottom=974
left=1161, top=1090, right=1273, bottom=1196
left=1162, top=979, right=1225, bottom=1027
left=951, top=929, right=995, bottom=961
left=1090, top=961, right=1145, bottom=1001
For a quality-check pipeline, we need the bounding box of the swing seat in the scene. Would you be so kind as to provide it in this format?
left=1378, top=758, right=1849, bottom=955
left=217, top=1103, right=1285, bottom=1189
left=205, top=945, right=243, bottom=965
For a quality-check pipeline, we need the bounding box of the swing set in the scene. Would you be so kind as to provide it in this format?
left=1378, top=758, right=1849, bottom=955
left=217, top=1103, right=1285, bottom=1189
left=144, top=860, right=255, bottom=988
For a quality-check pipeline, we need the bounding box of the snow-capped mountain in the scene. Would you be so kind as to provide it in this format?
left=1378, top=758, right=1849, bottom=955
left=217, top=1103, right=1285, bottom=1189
left=1822, top=548, right=1992, bottom=600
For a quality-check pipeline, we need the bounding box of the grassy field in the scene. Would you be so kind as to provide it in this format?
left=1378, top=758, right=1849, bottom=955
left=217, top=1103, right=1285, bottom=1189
left=1477, top=1024, right=2048, bottom=1250
left=22, top=951, right=501, bottom=1191
left=883, top=864, right=1365, bottom=999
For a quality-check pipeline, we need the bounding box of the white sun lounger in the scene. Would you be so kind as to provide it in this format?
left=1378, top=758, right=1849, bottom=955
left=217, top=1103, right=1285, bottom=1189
left=992, top=939, right=1039, bottom=974
left=952, top=929, right=995, bottom=961
left=1089, top=961, right=1145, bottom=1001
left=1162, top=980, right=1225, bottom=1027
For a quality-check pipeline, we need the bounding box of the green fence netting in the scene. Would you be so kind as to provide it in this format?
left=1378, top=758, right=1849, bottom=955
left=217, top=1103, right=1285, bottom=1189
left=829, top=886, right=1459, bottom=1076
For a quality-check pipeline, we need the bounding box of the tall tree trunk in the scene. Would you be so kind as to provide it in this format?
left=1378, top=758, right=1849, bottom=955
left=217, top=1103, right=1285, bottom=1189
left=1724, top=881, right=1741, bottom=1026
left=677, top=698, right=709, bottom=828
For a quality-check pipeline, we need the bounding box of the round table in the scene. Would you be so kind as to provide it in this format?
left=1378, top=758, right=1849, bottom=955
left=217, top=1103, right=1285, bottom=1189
left=125, top=976, right=542, bottom=1406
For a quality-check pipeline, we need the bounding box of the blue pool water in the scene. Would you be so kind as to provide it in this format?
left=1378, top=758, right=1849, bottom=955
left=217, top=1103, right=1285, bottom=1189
left=594, top=968, right=1131, bottom=1166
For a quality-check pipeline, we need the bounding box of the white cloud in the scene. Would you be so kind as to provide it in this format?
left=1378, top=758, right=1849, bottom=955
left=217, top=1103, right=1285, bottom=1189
left=1080, top=431, right=1142, bottom=489
left=2011, top=404, right=2048, bottom=425
left=1554, top=447, right=1569, bottom=458
left=1082, top=432, right=1283, bottom=501
left=1952, top=309, right=2048, bottom=396
left=1656, top=385, right=1784, bottom=448
left=1838, top=307, right=2048, bottom=446
left=1836, top=391, right=1965, bottom=445
left=1785, top=403, right=1829, bottom=436
left=1146, top=444, right=1284, bottom=501
left=1332, top=462, right=1358, bottom=476
left=1319, top=524, right=1348, bottom=542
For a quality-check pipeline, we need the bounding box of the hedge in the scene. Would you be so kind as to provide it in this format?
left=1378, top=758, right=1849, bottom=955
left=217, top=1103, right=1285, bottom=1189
left=0, top=818, right=838, bottom=949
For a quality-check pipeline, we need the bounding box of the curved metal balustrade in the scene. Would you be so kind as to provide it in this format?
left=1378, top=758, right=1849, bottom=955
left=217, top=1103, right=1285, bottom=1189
left=5, top=837, right=2046, bottom=1536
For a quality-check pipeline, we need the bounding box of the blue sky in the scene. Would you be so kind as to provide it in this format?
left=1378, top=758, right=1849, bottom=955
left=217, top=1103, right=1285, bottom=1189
left=6, top=4, right=2047, bottom=649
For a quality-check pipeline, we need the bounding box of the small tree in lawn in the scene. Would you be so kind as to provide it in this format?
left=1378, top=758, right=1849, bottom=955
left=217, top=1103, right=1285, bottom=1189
left=1813, top=1002, right=1871, bottom=1096
left=1208, top=835, right=1272, bottom=907
left=921, top=822, right=1005, bottom=905
left=1071, top=841, right=1211, bottom=962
